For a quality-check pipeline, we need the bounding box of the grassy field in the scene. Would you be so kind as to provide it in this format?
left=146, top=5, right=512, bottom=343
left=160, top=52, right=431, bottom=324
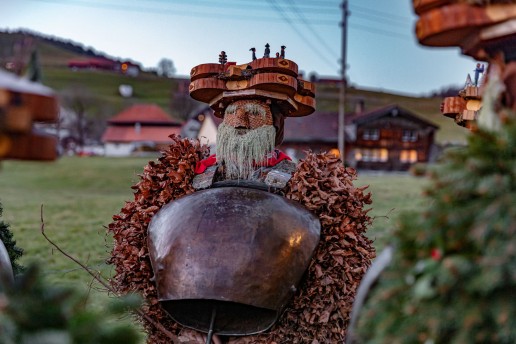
left=0, top=156, right=430, bottom=336
left=42, top=67, right=179, bottom=112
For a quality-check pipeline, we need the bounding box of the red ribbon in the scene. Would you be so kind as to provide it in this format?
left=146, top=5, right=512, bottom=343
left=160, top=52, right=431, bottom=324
left=194, top=150, right=291, bottom=174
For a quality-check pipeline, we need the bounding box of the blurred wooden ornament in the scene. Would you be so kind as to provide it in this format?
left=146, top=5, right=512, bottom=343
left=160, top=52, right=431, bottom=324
left=0, top=69, right=58, bottom=161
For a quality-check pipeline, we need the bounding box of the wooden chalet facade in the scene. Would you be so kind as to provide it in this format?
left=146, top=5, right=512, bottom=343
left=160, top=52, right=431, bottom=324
left=281, top=104, right=439, bottom=170
left=345, top=105, right=439, bottom=170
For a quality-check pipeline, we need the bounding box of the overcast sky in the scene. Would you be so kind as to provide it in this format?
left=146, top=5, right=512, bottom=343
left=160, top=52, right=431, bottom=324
left=2, top=0, right=478, bottom=96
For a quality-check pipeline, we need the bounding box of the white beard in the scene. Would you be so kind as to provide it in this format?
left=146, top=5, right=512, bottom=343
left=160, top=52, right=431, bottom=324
left=216, top=123, right=276, bottom=180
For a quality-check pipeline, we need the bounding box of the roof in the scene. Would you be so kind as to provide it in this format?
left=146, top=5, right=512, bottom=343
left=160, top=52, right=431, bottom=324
left=346, top=104, right=439, bottom=129
left=101, top=125, right=181, bottom=143
left=0, top=69, right=58, bottom=121
left=283, top=111, right=338, bottom=143
left=108, top=104, right=181, bottom=125
left=0, top=68, right=55, bottom=97
left=68, top=58, right=116, bottom=68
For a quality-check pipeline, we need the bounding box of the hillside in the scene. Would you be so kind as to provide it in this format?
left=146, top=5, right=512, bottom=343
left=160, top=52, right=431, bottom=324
left=0, top=30, right=468, bottom=144
left=0, top=30, right=182, bottom=113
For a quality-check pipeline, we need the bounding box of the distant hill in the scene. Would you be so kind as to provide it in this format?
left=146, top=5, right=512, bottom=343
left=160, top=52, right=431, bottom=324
left=0, top=29, right=141, bottom=69
left=0, top=29, right=184, bottom=111
left=0, top=29, right=468, bottom=145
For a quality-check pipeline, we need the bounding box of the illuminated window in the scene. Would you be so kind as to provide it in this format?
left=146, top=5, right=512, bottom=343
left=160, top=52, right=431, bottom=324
left=354, top=148, right=388, bottom=162
left=402, top=130, right=418, bottom=142
left=400, top=150, right=418, bottom=163
left=362, top=128, right=379, bottom=140
left=354, top=149, right=362, bottom=161
left=379, top=148, right=388, bottom=161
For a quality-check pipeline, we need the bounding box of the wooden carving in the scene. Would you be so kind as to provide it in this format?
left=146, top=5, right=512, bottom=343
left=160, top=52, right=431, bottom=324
left=414, top=1, right=516, bottom=60
left=188, top=55, right=315, bottom=118
left=441, top=96, right=466, bottom=118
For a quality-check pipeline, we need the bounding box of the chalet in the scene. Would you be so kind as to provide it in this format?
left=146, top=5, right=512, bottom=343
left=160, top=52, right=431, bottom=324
left=281, top=104, right=439, bottom=170
left=344, top=104, right=439, bottom=170
left=102, top=104, right=181, bottom=157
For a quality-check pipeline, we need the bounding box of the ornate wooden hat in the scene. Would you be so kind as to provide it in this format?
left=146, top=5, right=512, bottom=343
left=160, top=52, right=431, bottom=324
left=413, top=0, right=516, bottom=60
left=189, top=47, right=316, bottom=118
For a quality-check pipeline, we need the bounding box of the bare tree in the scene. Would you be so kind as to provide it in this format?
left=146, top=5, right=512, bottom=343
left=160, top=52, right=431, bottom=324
left=170, top=91, right=204, bottom=122
left=157, top=58, right=176, bottom=78
left=59, top=86, right=106, bottom=151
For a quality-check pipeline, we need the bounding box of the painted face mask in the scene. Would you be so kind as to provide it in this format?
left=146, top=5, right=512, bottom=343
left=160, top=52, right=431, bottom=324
left=223, top=99, right=274, bottom=129
left=217, top=100, right=276, bottom=179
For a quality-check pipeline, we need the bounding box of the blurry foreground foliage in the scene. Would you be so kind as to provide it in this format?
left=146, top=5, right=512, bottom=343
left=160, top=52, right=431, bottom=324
left=0, top=264, right=142, bottom=344
left=0, top=203, right=24, bottom=276
left=357, top=112, right=516, bottom=343
left=0, top=203, right=142, bottom=344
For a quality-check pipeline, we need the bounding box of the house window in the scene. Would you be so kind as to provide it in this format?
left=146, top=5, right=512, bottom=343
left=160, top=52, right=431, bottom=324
left=362, top=128, right=380, bottom=141
left=402, top=130, right=418, bottom=142
left=354, top=148, right=388, bottom=162
left=400, top=150, right=418, bottom=163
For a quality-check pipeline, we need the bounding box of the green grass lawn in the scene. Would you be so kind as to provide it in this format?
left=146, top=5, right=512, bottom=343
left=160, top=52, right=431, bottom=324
left=0, top=156, right=430, bottom=336
left=359, top=172, right=429, bottom=249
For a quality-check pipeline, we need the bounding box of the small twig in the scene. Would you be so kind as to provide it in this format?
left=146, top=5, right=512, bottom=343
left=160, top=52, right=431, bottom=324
left=39, top=205, right=179, bottom=343
left=372, top=208, right=395, bottom=220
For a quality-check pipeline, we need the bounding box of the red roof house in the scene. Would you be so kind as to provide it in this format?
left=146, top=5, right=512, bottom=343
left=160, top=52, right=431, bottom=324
left=102, top=104, right=181, bottom=156
left=68, top=58, right=117, bottom=70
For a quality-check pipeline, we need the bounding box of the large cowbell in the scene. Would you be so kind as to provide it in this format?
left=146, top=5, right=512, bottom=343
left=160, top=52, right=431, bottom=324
left=147, top=185, right=321, bottom=336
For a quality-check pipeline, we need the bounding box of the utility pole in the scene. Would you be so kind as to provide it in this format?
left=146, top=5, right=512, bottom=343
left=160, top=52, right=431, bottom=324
left=338, top=0, right=348, bottom=164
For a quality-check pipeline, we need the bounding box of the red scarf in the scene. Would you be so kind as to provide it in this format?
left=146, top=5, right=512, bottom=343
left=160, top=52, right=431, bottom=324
left=194, top=150, right=291, bottom=174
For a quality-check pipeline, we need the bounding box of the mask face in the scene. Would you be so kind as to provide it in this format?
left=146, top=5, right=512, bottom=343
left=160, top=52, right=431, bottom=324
left=223, top=100, right=273, bottom=130
left=217, top=100, right=276, bottom=180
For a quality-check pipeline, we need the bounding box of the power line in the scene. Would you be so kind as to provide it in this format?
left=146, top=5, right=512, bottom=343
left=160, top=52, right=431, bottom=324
left=349, top=3, right=413, bottom=22
left=282, top=0, right=339, bottom=62
left=349, top=22, right=412, bottom=40
left=146, top=0, right=341, bottom=14
left=222, top=0, right=341, bottom=8
left=34, top=0, right=416, bottom=39
left=266, top=0, right=339, bottom=70
left=350, top=8, right=412, bottom=27
left=33, top=0, right=337, bottom=25
left=31, top=0, right=415, bottom=55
